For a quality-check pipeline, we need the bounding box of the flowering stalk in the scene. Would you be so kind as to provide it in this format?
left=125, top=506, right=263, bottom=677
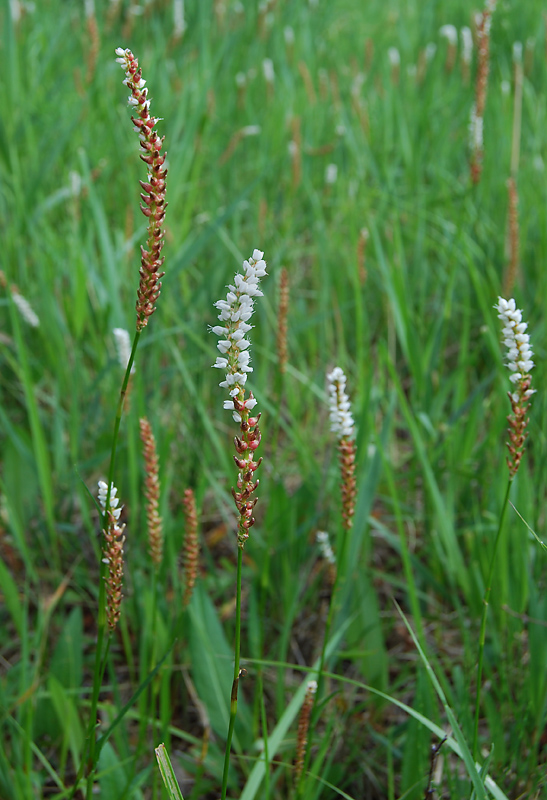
left=495, top=297, right=534, bottom=477
left=327, top=367, right=357, bottom=532
left=81, top=481, right=126, bottom=798
left=98, top=481, right=126, bottom=630
left=115, top=47, right=167, bottom=332
left=469, top=0, right=497, bottom=183
left=294, top=680, right=318, bottom=785
left=139, top=417, right=163, bottom=568
left=182, top=488, right=199, bottom=608
left=299, top=368, right=357, bottom=795
left=211, top=249, right=266, bottom=800
left=211, top=249, right=267, bottom=547
left=473, top=297, right=534, bottom=760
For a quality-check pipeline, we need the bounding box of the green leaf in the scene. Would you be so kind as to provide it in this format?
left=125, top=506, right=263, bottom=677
left=155, top=743, right=185, bottom=800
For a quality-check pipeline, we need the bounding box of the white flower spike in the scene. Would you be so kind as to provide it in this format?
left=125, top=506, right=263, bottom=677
left=211, top=250, right=267, bottom=421
left=327, top=367, right=355, bottom=440
left=494, top=297, right=535, bottom=397
left=494, top=297, right=535, bottom=477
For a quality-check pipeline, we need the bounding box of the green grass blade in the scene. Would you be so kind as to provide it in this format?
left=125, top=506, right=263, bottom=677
left=155, top=743, right=185, bottom=800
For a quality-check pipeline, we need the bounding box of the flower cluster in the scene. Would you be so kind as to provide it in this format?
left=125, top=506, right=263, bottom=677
left=211, top=250, right=267, bottom=420
left=494, top=297, right=535, bottom=478
left=98, top=481, right=126, bottom=630
left=316, top=530, right=336, bottom=566
left=327, top=367, right=357, bottom=531
left=211, top=250, right=267, bottom=547
left=115, top=47, right=167, bottom=331
left=327, top=367, right=355, bottom=439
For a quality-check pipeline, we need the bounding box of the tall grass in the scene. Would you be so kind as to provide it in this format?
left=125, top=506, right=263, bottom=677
left=0, top=1, right=546, bottom=799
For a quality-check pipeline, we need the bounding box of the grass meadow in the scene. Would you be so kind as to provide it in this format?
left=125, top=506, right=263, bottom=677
left=1, top=0, right=547, bottom=797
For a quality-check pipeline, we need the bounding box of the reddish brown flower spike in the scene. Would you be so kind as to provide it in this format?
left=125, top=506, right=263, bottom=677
left=116, top=48, right=167, bottom=331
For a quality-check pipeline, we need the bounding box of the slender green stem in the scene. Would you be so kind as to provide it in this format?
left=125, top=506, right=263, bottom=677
left=150, top=569, right=161, bottom=800
left=382, top=453, right=426, bottom=646
left=472, top=479, right=512, bottom=760
left=80, top=330, right=141, bottom=798
left=297, top=520, right=351, bottom=797
left=221, top=546, right=243, bottom=800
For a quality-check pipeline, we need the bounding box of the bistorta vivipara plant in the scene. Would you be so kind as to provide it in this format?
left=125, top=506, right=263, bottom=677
left=210, top=249, right=267, bottom=800
left=299, top=368, right=357, bottom=793
left=473, top=296, right=534, bottom=759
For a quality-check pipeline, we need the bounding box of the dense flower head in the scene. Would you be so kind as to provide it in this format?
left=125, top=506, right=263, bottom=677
left=316, top=530, right=336, bottom=565
left=211, top=249, right=267, bottom=421
left=98, top=480, right=122, bottom=519
left=115, top=47, right=167, bottom=331
left=327, top=367, right=355, bottom=440
left=494, top=297, right=535, bottom=397
left=494, top=297, right=535, bottom=478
